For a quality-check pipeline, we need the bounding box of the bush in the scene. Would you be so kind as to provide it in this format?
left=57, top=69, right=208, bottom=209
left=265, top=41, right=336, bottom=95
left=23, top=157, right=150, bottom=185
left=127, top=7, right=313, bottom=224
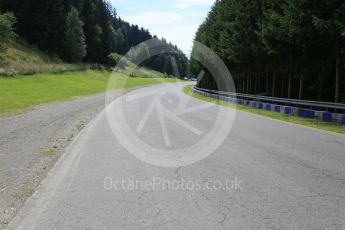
left=107, top=53, right=122, bottom=66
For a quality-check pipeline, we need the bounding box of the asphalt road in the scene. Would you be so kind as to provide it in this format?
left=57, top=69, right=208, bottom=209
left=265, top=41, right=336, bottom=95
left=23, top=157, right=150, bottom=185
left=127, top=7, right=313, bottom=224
left=0, top=88, right=136, bottom=228
left=6, top=83, right=345, bottom=230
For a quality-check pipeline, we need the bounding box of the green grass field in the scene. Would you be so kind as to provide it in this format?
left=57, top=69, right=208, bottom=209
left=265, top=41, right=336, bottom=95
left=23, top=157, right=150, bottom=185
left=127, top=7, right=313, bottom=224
left=183, top=86, right=345, bottom=134
left=0, top=70, right=179, bottom=114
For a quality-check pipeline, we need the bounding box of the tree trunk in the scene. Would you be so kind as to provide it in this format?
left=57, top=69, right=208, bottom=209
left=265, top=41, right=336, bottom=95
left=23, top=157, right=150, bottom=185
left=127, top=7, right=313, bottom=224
left=239, top=77, right=241, bottom=93
left=287, top=72, right=292, bottom=99
left=253, top=75, right=256, bottom=94
left=272, top=71, right=276, bottom=97
left=246, top=75, right=249, bottom=94
left=281, top=76, right=284, bottom=98
left=335, top=39, right=340, bottom=103
left=299, top=75, right=303, bottom=100
left=255, top=74, right=259, bottom=94
left=317, top=83, right=322, bottom=101
left=265, top=72, right=269, bottom=94
left=237, top=79, right=241, bottom=93
left=242, top=75, right=246, bottom=93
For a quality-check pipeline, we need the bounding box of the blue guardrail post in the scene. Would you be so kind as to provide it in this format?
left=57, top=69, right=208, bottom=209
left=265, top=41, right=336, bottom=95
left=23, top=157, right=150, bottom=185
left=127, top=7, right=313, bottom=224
left=340, top=114, right=345, bottom=125
left=322, top=112, right=332, bottom=122
left=298, top=109, right=315, bottom=119
left=284, top=106, right=292, bottom=115
left=265, top=103, right=272, bottom=111
left=274, top=105, right=281, bottom=113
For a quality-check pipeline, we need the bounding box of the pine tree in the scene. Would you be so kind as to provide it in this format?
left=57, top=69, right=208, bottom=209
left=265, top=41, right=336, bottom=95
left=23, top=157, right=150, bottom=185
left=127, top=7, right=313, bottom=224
left=0, top=12, right=16, bottom=52
left=1, top=0, right=33, bottom=42
left=63, top=7, right=86, bottom=62
left=190, top=0, right=345, bottom=101
left=98, top=0, right=112, bottom=62
left=114, top=28, right=125, bottom=54
left=82, top=0, right=103, bottom=62
left=311, top=0, right=345, bottom=102
left=0, top=0, right=188, bottom=74
left=109, top=25, right=117, bottom=52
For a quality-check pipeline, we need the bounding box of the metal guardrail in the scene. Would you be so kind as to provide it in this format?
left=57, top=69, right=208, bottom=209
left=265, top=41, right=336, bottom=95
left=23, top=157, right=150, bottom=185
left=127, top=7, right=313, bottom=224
left=193, top=87, right=345, bottom=112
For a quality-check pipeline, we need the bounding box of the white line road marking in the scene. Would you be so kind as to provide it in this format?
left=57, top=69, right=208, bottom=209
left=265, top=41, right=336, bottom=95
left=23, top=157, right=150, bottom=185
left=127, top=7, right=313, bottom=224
left=136, top=97, right=159, bottom=133
left=174, top=103, right=215, bottom=116
left=157, top=104, right=172, bottom=147
left=164, top=110, right=202, bottom=136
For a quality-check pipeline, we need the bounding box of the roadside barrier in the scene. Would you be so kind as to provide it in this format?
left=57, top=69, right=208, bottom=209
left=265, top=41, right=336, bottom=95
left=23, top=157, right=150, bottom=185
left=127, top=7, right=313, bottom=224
left=192, top=87, right=345, bottom=125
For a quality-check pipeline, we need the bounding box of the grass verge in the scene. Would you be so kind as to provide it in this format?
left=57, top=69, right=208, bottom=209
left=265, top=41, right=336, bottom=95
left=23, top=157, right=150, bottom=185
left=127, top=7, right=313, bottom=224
left=0, top=70, right=180, bottom=114
left=182, top=86, right=345, bottom=135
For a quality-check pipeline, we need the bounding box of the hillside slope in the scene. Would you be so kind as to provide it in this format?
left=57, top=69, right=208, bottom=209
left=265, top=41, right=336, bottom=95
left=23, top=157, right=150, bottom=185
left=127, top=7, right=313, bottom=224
left=0, top=40, right=92, bottom=76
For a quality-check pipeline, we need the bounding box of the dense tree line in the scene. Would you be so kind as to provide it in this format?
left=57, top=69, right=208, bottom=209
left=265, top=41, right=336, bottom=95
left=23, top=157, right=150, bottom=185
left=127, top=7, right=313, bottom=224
left=190, top=0, right=345, bottom=102
left=127, top=38, right=188, bottom=77
left=0, top=0, right=187, bottom=76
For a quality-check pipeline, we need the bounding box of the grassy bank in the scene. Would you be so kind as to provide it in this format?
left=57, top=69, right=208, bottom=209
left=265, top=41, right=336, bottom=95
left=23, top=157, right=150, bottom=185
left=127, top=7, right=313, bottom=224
left=0, top=40, right=171, bottom=77
left=0, top=40, right=100, bottom=76
left=0, top=70, right=179, bottom=114
left=182, top=86, right=345, bottom=134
